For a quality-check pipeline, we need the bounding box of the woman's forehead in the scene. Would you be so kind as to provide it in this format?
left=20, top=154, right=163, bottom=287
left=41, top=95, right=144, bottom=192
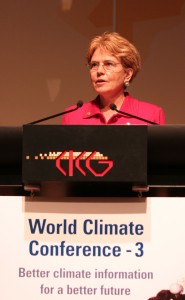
left=91, top=48, right=119, bottom=61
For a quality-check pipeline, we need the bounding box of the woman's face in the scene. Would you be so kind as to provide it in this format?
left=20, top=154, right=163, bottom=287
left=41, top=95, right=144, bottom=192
left=89, top=48, right=132, bottom=99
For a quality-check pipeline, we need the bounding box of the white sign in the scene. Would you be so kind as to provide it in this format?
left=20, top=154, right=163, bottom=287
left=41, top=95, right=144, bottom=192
left=1, top=196, right=185, bottom=299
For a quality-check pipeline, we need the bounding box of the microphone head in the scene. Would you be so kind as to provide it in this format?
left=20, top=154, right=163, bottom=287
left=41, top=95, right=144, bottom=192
left=76, top=100, right=83, bottom=108
left=109, top=103, right=117, bottom=111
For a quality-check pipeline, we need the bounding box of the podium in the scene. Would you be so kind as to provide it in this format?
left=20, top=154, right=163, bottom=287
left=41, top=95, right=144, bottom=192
left=2, top=125, right=185, bottom=300
left=22, top=125, right=148, bottom=197
left=0, top=125, right=185, bottom=197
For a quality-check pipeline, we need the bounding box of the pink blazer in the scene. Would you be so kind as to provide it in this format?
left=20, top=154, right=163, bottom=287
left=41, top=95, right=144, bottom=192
left=62, top=94, right=166, bottom=125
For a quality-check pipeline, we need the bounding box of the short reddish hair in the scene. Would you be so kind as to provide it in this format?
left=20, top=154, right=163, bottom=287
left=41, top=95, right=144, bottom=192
left=86, top=32, right=141, bottom=81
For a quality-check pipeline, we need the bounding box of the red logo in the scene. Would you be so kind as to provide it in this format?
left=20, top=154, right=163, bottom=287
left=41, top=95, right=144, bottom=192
left=55, top=150, right=113, bottom=177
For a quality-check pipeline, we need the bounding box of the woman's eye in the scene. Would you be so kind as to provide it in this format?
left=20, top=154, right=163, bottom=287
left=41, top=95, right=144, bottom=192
left=91, top=62, right=98, bottom=68
left=105, top=62, right=114, bottom=67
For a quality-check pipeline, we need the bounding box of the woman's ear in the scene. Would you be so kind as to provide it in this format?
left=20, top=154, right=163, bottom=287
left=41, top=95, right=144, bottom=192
left=124, top=68, right=133, bottom=82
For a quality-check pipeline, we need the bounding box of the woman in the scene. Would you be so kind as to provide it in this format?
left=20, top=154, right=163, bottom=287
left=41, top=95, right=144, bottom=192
left=62, top=32, right=165, bottom=125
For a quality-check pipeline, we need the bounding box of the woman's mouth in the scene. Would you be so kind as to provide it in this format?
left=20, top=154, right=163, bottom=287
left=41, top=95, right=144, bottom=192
left=95, top=79, right=107, bottom=85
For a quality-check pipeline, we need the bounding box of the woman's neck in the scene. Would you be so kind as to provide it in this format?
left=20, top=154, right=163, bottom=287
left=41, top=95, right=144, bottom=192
left=99, top=93, right=125, bottom=112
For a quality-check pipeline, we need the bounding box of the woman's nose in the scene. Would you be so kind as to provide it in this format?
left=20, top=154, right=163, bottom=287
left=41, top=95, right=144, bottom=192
left=97, top=63, right=105, bottom=73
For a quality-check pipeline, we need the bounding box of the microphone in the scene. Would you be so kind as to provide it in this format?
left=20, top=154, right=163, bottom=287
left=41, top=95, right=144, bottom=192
left=27, top=100, right=83, bottom=125
left=109, top=103, right=158, bottom=125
